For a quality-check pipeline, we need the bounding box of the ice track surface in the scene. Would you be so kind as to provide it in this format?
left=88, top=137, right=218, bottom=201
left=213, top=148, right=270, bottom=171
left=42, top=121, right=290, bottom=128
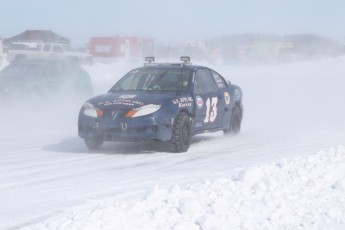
left=1, top=58, right=345, bottom=229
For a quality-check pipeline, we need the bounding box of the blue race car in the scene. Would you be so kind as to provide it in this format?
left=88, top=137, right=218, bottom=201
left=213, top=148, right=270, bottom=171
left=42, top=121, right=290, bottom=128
left=78, top=57, right=243, bottom=152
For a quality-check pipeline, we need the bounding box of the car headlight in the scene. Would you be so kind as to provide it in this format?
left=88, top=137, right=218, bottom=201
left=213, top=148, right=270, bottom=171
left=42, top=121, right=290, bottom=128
left=126, top=104, right=161, bottom=118
left=83, top=103, right=104, bottom=117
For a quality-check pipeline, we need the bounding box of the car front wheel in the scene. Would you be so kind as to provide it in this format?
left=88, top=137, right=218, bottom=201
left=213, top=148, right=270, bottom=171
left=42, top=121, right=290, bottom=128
left=84, top=138, right=103, bottom=150
left=170, top=112, right=191, bottom=153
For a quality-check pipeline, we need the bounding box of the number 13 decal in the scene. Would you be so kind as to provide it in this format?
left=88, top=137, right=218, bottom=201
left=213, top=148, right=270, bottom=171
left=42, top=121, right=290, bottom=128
left=204, top=97, right=218, bottom=123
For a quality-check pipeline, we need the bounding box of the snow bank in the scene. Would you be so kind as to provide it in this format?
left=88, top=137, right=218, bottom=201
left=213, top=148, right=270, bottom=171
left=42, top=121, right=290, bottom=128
left=23, top=146, right=345, bottom=230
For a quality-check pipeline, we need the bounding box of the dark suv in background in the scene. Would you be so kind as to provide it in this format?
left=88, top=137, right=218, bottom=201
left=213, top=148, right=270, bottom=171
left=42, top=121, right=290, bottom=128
left=0, top=57, right=93, bottom=100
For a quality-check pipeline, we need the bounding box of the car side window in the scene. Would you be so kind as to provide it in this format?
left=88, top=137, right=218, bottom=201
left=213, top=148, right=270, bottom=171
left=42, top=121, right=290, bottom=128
left=194, top=69, right=218, bottom=94
left=210, top=69, right=227, bottom=89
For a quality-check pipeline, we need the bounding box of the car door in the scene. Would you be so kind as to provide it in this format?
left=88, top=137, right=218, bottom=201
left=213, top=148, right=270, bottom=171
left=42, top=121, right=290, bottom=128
left=209, top=69, right=232, bottom=129
left=193, top=68, right=224, bottom=131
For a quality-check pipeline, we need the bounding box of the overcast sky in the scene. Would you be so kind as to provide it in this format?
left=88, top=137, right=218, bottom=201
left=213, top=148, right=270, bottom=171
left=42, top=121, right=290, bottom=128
left=1, top=0, right=344, bottom=45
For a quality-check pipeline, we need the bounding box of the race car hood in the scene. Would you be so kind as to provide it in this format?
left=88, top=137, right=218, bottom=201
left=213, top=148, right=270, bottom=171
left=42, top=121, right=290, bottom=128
left=86, top=91, right=185, bottom=110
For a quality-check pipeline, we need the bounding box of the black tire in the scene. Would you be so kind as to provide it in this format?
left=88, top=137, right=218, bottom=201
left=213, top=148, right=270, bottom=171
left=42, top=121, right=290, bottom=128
left=224, top=106, right=241, bottom=135
left=170, top=112, right=191, bottom=153
left=84, top=138, right=103, bottom=150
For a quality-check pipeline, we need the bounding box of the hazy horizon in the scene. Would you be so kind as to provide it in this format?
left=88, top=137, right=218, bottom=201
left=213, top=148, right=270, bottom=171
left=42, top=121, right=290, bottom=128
left=1, top=0, right=345, bottom=46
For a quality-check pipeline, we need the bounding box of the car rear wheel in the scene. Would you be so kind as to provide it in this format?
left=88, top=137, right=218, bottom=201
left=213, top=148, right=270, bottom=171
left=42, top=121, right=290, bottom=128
left=84, top=138, right=103, bottom=150
left=170, top=112, right=191, bottom=152
left=224, top=106, right=241, bottom=135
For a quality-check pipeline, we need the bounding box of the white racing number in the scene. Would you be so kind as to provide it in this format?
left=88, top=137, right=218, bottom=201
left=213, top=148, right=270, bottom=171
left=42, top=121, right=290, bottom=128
left=204, top=97, right=218, bottom=123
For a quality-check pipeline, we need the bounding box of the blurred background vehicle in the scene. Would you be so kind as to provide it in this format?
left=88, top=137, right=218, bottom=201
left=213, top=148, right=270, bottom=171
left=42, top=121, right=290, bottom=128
left=0, top=57, right=93, bottom=100
left=7, top=43, right=93, bottom=65
left=4, top=30, right=93, bottom=65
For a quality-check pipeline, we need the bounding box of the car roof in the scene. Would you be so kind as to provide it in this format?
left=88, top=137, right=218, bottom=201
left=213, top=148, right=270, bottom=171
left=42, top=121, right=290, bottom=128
left=138, top=63, right=207, bottom=71
left=138, top=56, right=209, bottom=71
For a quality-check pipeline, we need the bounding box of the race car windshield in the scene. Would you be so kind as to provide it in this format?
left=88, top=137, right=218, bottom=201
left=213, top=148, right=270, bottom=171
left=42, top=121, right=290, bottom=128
left=109, top=68, right=191, bottom=92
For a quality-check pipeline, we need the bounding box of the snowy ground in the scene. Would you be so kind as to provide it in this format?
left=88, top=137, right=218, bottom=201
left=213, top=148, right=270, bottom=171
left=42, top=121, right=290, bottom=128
left=1, top=57, right=345, bottom=229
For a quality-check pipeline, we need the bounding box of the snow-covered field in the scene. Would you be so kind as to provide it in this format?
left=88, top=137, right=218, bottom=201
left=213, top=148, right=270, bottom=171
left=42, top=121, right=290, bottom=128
left=1, top=57, right=345, bottom=229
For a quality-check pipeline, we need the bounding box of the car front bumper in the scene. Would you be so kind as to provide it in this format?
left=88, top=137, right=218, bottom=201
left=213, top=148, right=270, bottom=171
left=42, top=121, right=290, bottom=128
left=78, top=115, right=173, bottom=142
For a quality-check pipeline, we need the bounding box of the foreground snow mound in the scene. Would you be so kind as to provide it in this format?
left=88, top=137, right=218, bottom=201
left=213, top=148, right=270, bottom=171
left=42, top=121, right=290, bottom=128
left=23, top=146, right=345, bottom=230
